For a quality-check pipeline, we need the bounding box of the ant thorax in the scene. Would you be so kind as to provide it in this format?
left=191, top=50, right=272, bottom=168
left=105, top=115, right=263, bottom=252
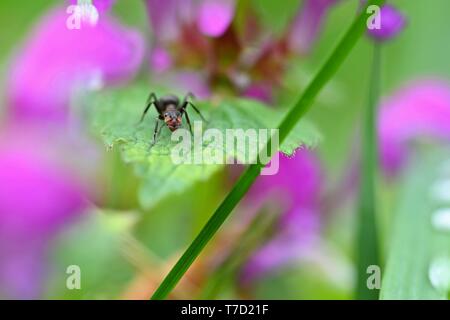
left=164, top=104, right=178, bottom=112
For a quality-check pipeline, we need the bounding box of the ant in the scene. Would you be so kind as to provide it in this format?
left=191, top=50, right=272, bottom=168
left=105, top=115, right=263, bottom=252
left=139, top=92, right=207, bottom=147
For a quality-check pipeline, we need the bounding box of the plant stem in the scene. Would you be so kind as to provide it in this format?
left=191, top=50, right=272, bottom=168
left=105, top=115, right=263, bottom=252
left=151, top=0, right=386, bottom=300
left=356, top=42, right=381, bottom=299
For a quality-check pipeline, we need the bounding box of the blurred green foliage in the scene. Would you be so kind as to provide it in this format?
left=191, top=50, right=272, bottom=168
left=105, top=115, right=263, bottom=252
left=250, top=0, right=302, bottom=35
left=46, top=210, right=136, bottom=299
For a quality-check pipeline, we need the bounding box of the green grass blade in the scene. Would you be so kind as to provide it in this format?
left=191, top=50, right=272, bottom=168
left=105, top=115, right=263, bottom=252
left=151, top=0, right=386, bottom=300
left=355, top=43, right=382, bottom=300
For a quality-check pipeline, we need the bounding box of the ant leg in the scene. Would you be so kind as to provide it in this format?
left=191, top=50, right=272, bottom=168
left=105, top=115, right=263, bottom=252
left=140, top=92, right=158, bottom=123
left=184, top=111, right=193, bottom=135
left=150, top=119, right=163, bottom=148
left=180, top=92, right=195, bottom=105
left=188, top=101, right=208, bottom=123
left=180, top=92, right=208, bottom=123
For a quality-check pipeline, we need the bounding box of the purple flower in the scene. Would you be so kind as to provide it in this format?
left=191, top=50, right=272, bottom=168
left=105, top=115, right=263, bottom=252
left=367, top=4, right=406, bottom=41
left=7, top=7, right=144, bottom=123
left=145, top=0, right=235, bottom=41
left=149, top=46, right=173, bottom=74
left=289, top=0, right=338, bottom=54
left=241, top=150, right=322, bottom=284
left=145, top=0, right=234, bottom=97
left=197, top=0, right=235, bottom=37
left=379, top=79, right=450, bottom=175
left=242, top=83, right=273, bottom=103
left=144, top=0, right=336, bottom=102
left=0, top=128, right=87, bottom=299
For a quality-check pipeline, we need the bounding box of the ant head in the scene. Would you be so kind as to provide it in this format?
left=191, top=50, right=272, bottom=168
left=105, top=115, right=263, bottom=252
left=163, top=110, right=182, bottom=132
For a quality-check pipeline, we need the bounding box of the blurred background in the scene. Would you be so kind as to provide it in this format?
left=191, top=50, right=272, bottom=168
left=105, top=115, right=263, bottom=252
left=0, top=0, right=449, bottom=299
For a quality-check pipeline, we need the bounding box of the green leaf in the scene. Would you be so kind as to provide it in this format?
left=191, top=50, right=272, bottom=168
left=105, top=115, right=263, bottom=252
left=88, top=85, right=320, bottom=209
left=380, top=149, right=450, bottom=300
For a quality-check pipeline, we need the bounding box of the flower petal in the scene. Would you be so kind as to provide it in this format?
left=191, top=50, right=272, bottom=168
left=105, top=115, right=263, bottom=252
left=379, top=79, right=450, bottom=174
left=249, top=150, right=322, bottom=213
left=8, top=8, right=144, bottom=123
left=197, top=0, right=235, bottom=37
left=367, top=4, right=406, bottom=41
left=242, top=83, right=273, bottom=103
left=149, top=46, right=173, bottom=73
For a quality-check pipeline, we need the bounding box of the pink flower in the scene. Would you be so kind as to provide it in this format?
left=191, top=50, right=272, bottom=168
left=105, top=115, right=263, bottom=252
left=7, top=6, right=144, bottom=123
left=241, top=150, right=322, bottom=283
left=379, top=79, right=450, bottom=175
left=242, top=83, right=273, bottom=103
left=149, top=46, right=173, bottom=74
left=197, top=0, right=235, bottom=37
left=367, top=4, right=406, bottom=41
left=144, top=0, right=338, bottom=103
left=0, top=128, right=87, bottom=299
left=145, top=0, right=235, bottom=41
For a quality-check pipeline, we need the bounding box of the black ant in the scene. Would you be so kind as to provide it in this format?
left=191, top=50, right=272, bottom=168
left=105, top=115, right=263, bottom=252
left=139, top=92, right=207, bottom=147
